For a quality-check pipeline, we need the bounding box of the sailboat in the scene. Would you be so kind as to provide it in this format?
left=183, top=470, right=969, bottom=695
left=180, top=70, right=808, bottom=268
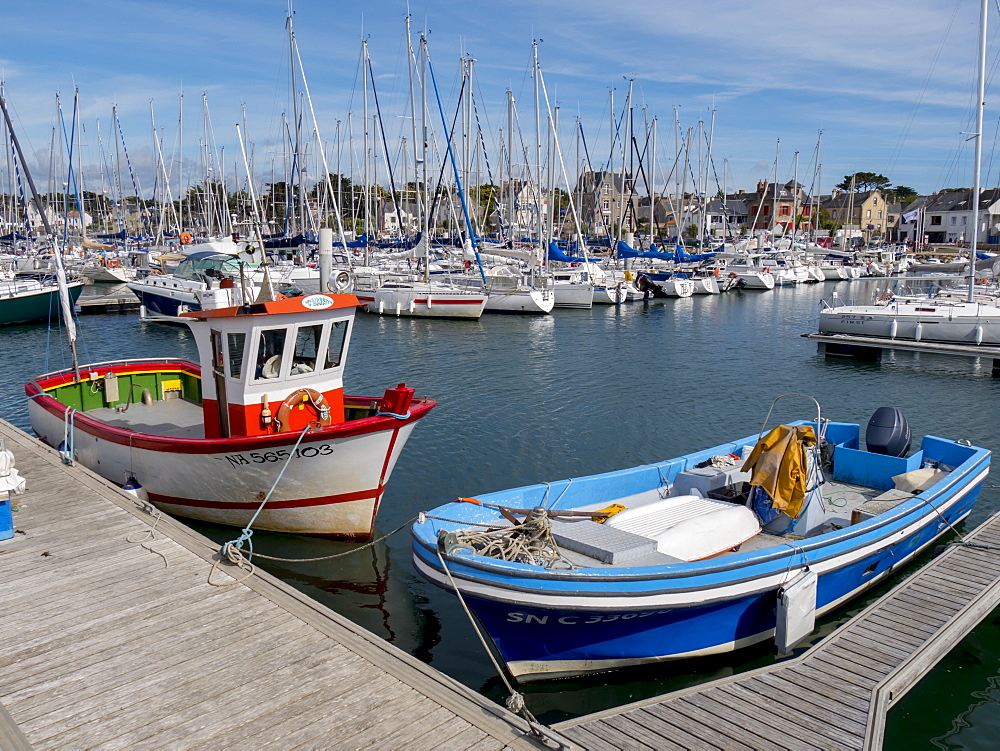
left=352, top=33, right=488, bottom=320
left=819, top=0, right=1000, bottom=345
left=0, top=269, right=85, bottom=326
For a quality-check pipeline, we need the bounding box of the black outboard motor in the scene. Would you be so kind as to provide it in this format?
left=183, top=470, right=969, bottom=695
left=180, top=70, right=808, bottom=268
left=866, top=407, right=911, bottom=457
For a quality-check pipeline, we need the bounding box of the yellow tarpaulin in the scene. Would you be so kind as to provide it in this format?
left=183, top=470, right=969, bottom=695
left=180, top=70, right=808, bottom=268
left=741, top=424, right=817, bottom=518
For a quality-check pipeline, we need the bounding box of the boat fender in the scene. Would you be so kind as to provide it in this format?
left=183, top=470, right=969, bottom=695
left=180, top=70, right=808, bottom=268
left=121, top=474, right=148, bottom=502
left=275, top=388, right=333, bottom=432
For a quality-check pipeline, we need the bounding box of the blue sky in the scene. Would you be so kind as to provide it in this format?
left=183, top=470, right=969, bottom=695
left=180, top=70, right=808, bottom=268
left=0, top=0, right=995, bottom=199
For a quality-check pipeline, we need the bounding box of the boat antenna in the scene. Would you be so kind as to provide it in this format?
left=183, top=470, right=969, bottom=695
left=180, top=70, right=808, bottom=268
left=0, top=89, right=80, bottom=378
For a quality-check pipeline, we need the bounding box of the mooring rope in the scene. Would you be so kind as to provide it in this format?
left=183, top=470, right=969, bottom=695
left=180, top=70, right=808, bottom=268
left=210, top=423, right=318, bottom=586
left=125, top=502, right=169, bottom=567
left=434, top=546, right=549, bottom=740
left=446, top=508, right=576, bottom=570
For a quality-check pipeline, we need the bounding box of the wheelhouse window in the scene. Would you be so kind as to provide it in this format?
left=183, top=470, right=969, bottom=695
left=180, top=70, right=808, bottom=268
left=291, top=324, right=323, bottom=375
left=255, top=328, right=287, bottom=380
left=227, top=333, right=246, bottom=378
left=325, top=320, right=349, bottom=369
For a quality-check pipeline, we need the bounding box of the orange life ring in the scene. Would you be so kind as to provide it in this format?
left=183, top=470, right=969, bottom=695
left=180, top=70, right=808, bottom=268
left=107, top=259, right=120, bottom=268
left=274, top=388, right=333, bottom=432
left=179, top=232, right=193, bottom=245
left=713, top=267, right=720, bottom=277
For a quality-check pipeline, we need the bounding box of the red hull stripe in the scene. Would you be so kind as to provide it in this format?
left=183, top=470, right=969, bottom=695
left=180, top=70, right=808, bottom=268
left=354, top=297, right=482, bottom=305
left=26, top=383, right=435, bottom=454
left=147, top=486, right=382, bottom=510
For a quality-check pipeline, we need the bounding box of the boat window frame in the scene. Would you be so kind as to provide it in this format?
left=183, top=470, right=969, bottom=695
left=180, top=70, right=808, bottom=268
left=287, top=322, right=325, bottom=379
left=226, top=332, right=246, bottom=380
left=324, top=317, right=352, bottom=371
left=252, top=326, right=290, bottom=381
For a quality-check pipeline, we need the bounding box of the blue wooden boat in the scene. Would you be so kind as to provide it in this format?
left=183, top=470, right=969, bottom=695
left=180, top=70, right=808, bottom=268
left=412, top=396, right=991, bottom=681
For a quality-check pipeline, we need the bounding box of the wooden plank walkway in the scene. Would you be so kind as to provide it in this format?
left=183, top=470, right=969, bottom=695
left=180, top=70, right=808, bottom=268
left=555, top=512, right=1000, bottom=750
left=0, top=419, right=571, bottom=750
left=77, top=290, right=140, bottom=314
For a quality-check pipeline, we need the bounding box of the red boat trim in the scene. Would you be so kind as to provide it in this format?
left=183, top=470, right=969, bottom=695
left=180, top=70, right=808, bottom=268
left=352, top=297, right=482, bottom=305
left=34, top=360, right=199, bottom=391
left=25, top=381, right=435, bottom=453
left=148, top=486, right=382, bottom=510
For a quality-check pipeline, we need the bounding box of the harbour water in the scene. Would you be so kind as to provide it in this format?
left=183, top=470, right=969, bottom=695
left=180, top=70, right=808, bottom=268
left=3, top=279, right=998, bottom=747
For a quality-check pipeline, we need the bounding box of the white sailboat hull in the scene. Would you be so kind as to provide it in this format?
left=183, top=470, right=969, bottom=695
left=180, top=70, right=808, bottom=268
left=356, top=283, right=488, bottom=319
left=553, top=281, right=594, bottom=308
left=818, top=299, right=1000, bottom=345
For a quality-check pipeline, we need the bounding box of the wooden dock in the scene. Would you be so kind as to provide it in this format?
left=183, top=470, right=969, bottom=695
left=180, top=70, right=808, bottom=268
left=77, top=290, right=140, bottom=314
left=555, top=512, right=1000, bottom=750
left=805, top=332, right=1000, bottom=375
left=0, top=419, right=570, bottom=750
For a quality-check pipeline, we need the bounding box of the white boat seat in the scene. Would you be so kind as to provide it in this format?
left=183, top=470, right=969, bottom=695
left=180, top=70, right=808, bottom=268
left=606, top=494, right=761, bottom=561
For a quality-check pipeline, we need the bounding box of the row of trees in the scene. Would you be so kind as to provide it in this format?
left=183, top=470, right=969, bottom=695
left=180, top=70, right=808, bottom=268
left=835, top=172, right=917, bottom=203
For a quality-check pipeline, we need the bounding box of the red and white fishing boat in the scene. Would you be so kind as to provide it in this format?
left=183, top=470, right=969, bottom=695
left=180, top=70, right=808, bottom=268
left=25, top=292, right=435, bottom=538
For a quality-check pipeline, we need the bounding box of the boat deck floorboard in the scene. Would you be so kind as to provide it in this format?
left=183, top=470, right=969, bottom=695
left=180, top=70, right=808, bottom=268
left=555, top=510, right=1000, bottom=750
left=0, top=418, right=563, bottom=750
left=86, top=398, right=205, bottom=438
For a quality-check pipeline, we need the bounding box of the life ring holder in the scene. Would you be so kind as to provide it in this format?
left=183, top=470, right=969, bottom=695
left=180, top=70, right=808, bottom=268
left=274, top=388, right=333, bottom=432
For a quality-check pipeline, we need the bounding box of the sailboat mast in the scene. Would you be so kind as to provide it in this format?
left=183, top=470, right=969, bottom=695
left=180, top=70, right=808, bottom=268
left=649, top=116, right=656, bottom=247
left=968, top=0, right=988, bottom=302
left=405, top=15, right=421, bottom=226
left=287, top=10, right=300, bottom=235
left=0, top=91, right=79, bottom=377
left=362, top=37, right=371, bottom=264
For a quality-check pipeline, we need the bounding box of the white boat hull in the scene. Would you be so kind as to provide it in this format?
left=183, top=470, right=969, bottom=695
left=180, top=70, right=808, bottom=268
left=553, top=281, right=594, bottom=308
left=356, top=284, right=488, bottom=319
left=819, top=299, right=1000, bottom=345
left=485, top=287, right=554, bottom=314
left=28, top=398, right=421, bottom=537
left=655, top=278, right=695, bottom=298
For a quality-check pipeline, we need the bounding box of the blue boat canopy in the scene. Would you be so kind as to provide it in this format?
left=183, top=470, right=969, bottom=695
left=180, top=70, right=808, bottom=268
left=548, top=242, right=590, bottom=263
